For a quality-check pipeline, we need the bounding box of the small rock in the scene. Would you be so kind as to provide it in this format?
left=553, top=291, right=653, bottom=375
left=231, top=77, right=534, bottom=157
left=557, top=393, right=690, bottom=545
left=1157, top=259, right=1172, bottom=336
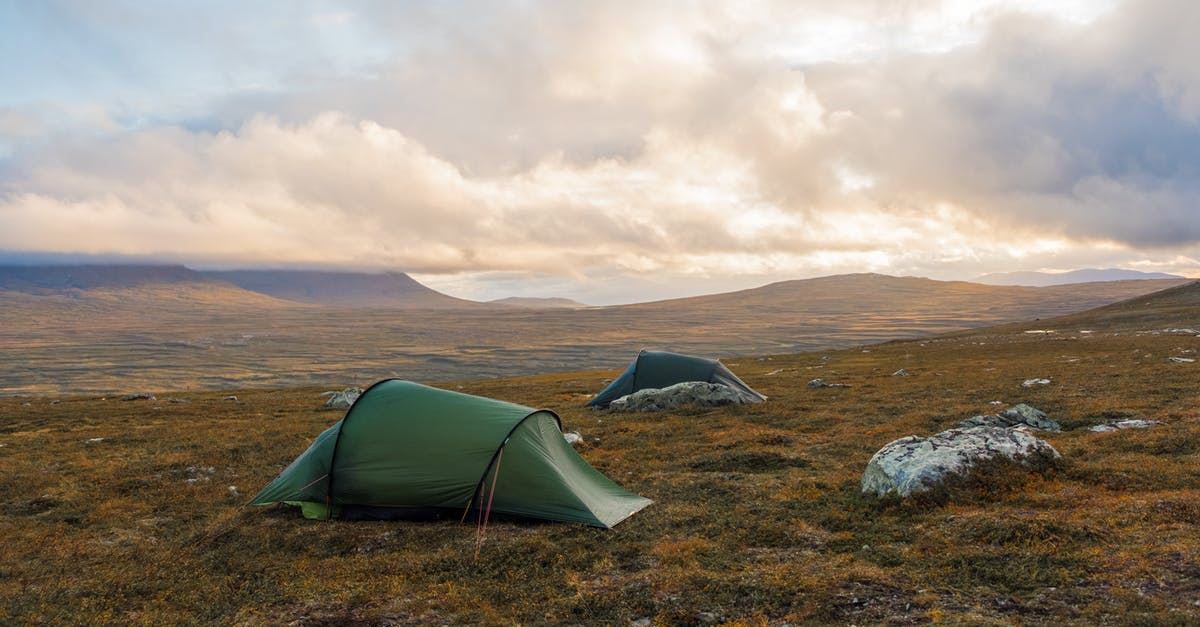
left=85, top=437, right=105, bottom=443
left=892, top=369, right=908, bottom=376
left=228, top=485, right=239, bottom=496
left=1021, top=378, right=1051, bottom=387
left=1093, top=419, right=1160, bottom=432
left=965, top=405, right=1059, bottom=431
left=1168, top=357, right=1195, bottom=363
left=563, top=432, right=584, bottom=446
left=121, top=393, right=156, bottom=401
left=960, top=414, right=1011, bottom=428
left=631, top=619, right=652, bottom=627
left=1114, top=419, right=1159, bottom=429
left=223, top=395, right=238, bottom=401
left=324, top=388, right=364, bottom=409
left=50, top=400, right=61, bottom=405
left=999, top=404, right=1060, bottom=431
left=808, top=378, right=850, bottom=389
left=989, top=400, right=1004, bottom=405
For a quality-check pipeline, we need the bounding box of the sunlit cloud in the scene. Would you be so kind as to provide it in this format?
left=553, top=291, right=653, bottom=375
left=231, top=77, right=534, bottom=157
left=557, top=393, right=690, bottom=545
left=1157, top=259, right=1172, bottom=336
left=0, top=0, right=1197, bottom=303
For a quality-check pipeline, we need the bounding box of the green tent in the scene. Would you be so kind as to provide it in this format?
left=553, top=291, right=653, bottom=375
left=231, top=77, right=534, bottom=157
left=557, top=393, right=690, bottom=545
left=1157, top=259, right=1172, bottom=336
left=587, top=350, right=766, bottom=408
left=250, top=380, right=650, bottom=528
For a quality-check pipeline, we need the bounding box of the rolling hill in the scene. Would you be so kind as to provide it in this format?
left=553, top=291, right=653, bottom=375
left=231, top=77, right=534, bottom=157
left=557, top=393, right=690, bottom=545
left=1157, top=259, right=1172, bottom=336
left=0, top=268, right=1190, bottom=394
left=986, top=278, right=1200, bottom=333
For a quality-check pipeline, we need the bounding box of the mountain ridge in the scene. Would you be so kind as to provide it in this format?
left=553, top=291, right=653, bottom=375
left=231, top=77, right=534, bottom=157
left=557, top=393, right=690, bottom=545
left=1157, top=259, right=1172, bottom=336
left=203, top=269, right=487, bottom=309
left=975, top=267, right=1186, bottom=286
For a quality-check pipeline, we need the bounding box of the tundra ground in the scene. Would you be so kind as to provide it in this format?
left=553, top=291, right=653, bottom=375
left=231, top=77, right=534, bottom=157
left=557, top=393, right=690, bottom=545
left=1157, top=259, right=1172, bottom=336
left=2, top=287, right=1199, bottom=624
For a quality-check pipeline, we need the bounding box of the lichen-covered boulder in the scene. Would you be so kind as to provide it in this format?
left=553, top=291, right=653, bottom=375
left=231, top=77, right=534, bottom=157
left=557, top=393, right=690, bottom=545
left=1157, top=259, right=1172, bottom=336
left=608, top=381, right=745, bottom=412
left=861, top=426, right=1060, bottom=498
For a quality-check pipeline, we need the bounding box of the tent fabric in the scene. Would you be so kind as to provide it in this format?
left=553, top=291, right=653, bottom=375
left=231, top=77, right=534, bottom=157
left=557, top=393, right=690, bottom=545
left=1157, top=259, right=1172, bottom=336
left=250, top=380, right=650, bottom=528
left=587, top=350, right=766, bottom=408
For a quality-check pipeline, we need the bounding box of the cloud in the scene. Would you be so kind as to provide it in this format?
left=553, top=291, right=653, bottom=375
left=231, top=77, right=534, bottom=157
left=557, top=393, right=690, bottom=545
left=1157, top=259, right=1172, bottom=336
left=2, top=0, right=1199, bottom=303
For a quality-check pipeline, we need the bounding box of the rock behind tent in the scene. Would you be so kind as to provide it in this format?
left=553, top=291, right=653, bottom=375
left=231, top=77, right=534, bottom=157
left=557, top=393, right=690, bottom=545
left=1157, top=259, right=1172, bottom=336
left=608, top=381, right=746, bottom=412
left=324, top=388, right=363, bottom=409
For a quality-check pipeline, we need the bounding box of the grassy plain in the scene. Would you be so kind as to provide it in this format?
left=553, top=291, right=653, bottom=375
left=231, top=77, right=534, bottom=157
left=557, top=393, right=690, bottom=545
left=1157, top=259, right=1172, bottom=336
left=1, top=282, right=1198, bottom=624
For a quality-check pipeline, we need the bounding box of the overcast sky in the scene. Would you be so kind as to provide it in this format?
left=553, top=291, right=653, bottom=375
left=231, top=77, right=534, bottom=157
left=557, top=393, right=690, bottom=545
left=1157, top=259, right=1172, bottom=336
left=1, top=0, right=1198, bottom=304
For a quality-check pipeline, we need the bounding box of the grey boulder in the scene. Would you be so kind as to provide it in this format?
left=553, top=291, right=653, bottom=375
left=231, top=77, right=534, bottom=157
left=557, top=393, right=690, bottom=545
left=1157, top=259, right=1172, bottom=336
left=608, top=381, right=745, bottom=412
left=861, top=426, right=1060, bottom=498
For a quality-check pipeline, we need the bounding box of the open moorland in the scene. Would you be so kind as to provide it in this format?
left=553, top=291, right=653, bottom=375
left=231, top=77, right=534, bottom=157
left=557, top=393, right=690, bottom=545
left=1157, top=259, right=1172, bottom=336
left=1, top=281, right=1197, bottom=624
left=0, top=270, right=1188, bottom=395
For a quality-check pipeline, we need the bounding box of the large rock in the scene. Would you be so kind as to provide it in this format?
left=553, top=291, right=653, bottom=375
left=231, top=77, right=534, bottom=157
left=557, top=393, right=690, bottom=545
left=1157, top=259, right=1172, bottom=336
left=608, top=381, right=745, bottom=412
left=861, top=426, right=1060, bottom=498
left=959, top=403, right=1060, bottom=431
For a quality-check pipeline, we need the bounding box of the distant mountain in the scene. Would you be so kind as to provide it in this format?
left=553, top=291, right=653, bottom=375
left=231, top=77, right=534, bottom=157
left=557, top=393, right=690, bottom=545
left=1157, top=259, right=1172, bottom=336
left=975, top=268, right=1186, bottom=287
left=202, top=269, right=486, bottom=308
left=0, top=264, right=293, bottom=311
left=489, top=296, right=589, bottom=308
left=0, top=264, right=489, bottom=310
left=0, top=264, right=210, bottom=292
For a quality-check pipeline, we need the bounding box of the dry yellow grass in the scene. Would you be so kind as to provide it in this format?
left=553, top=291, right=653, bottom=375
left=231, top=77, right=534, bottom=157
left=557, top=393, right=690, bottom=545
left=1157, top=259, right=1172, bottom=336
left=1, top=284, right=1198, bottom=624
